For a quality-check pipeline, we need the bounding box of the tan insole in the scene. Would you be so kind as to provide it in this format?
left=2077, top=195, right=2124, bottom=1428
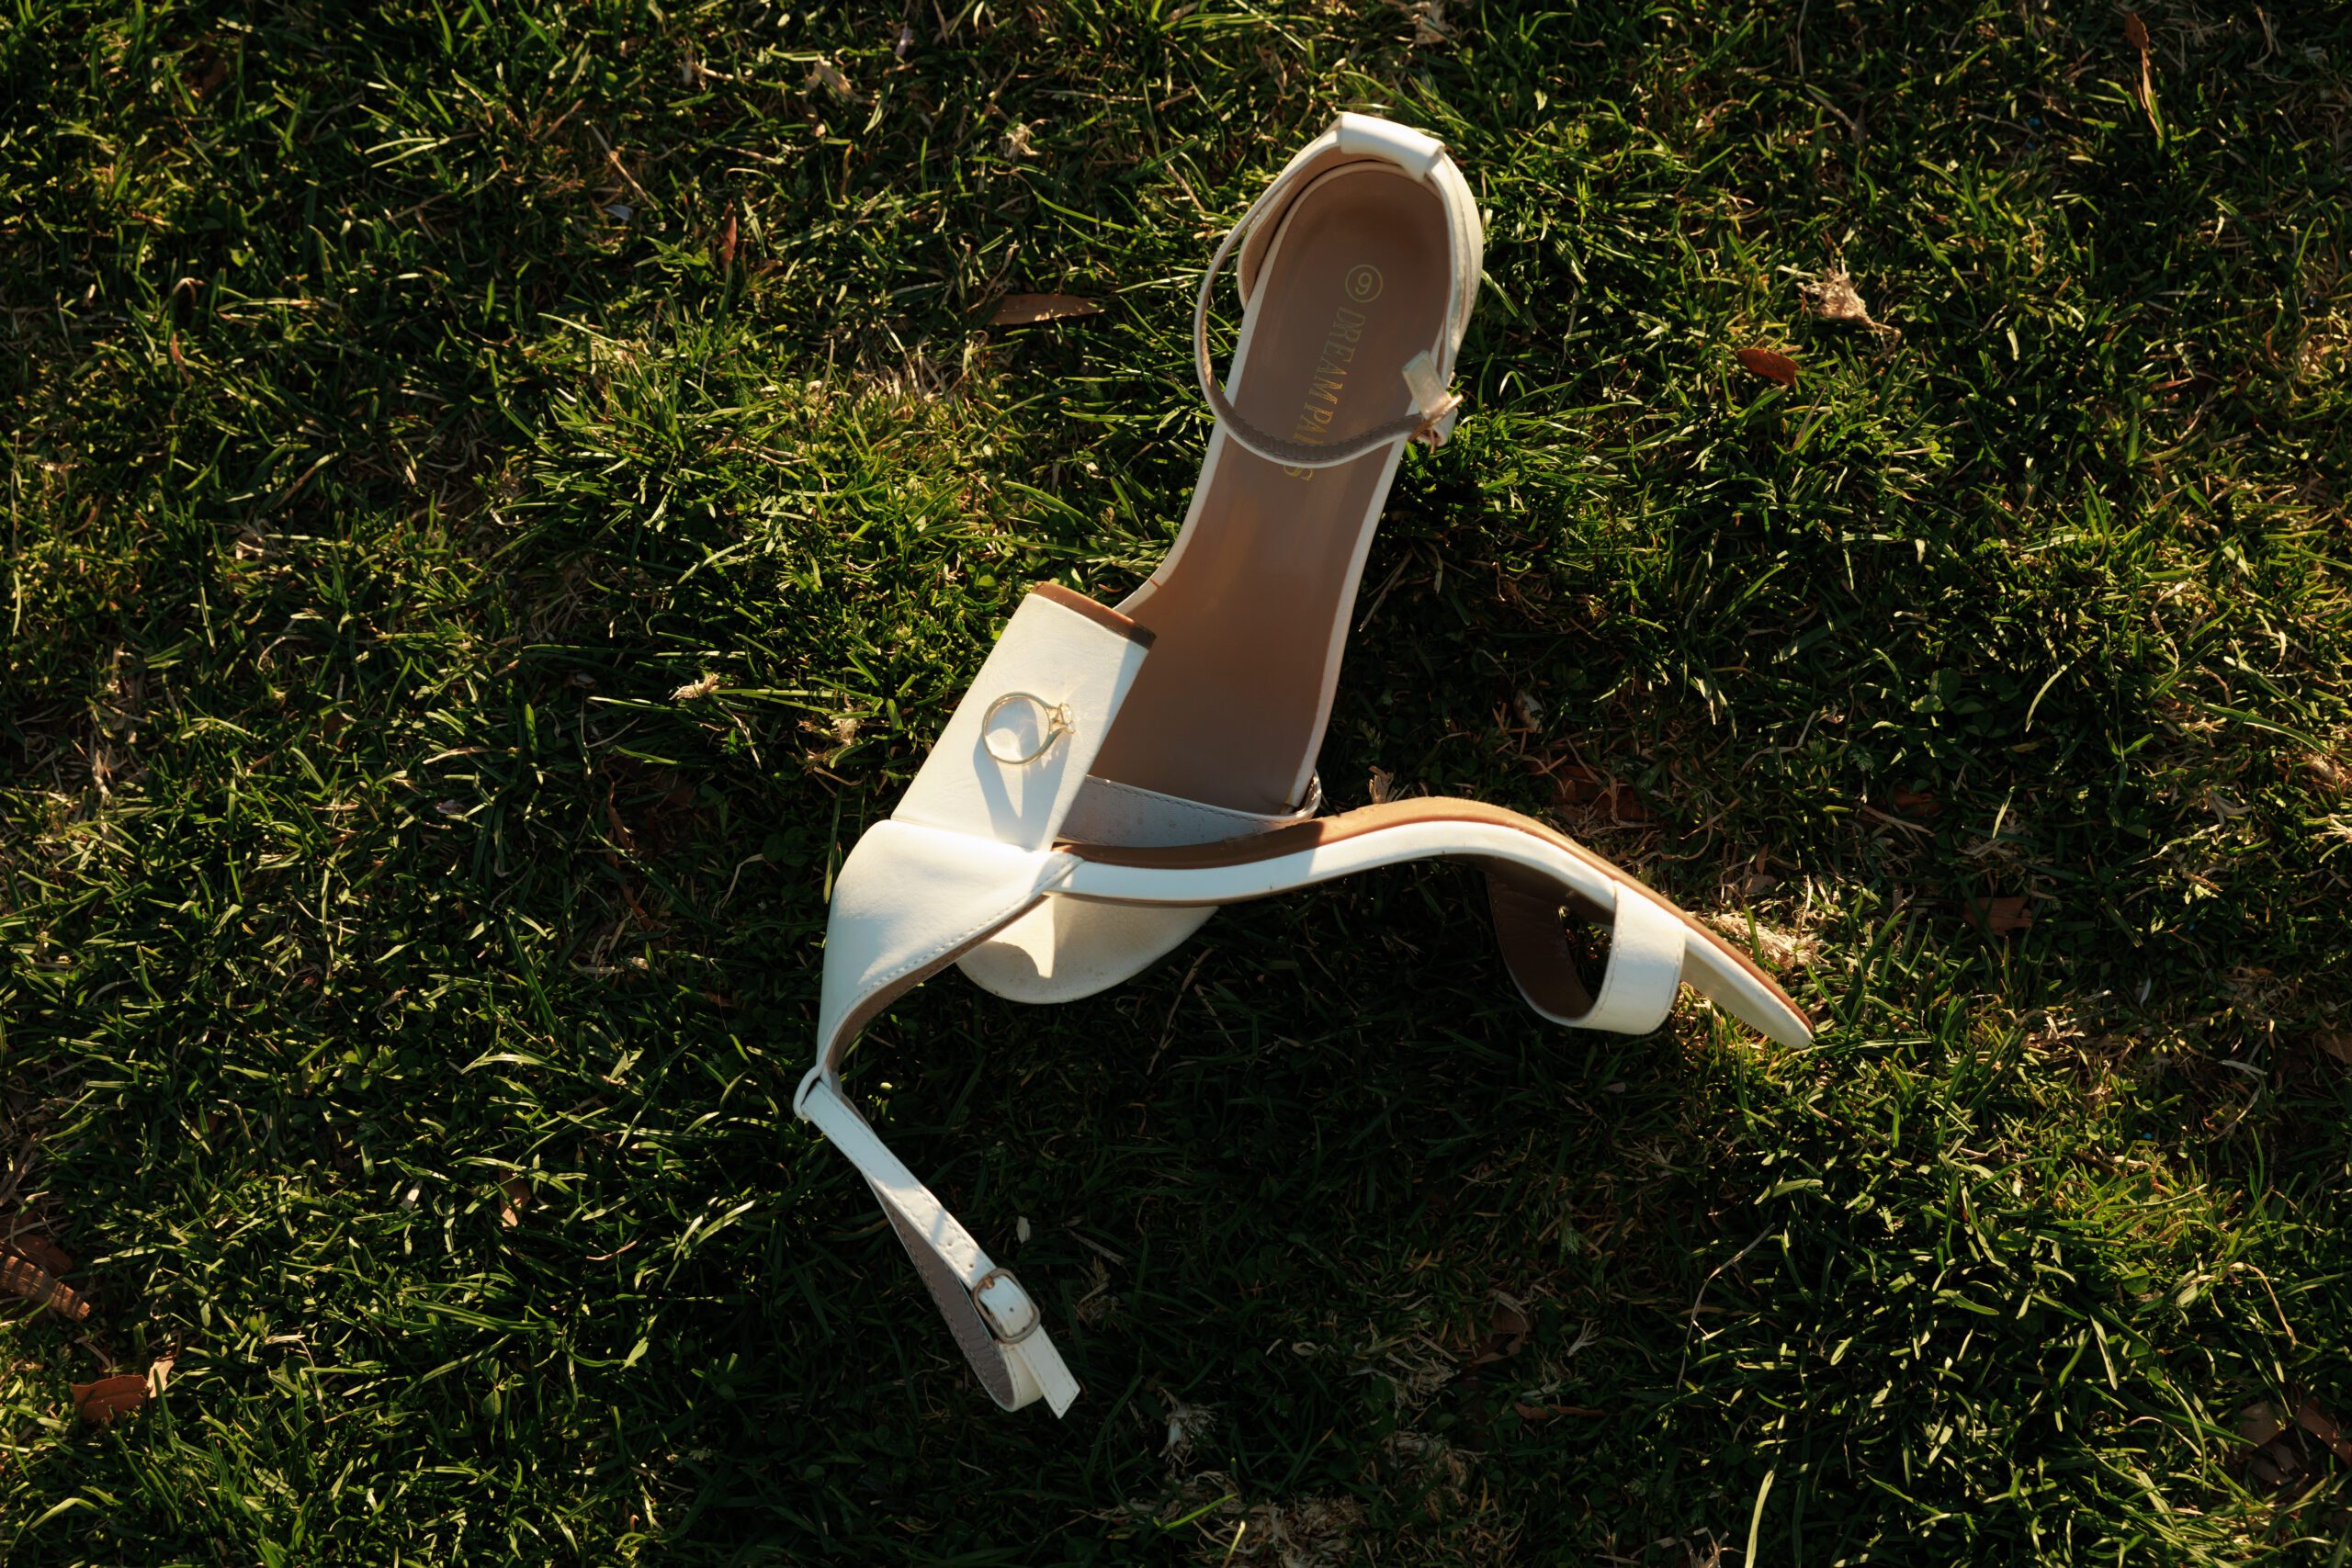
left=1091, top=164, right=1451, bottom=816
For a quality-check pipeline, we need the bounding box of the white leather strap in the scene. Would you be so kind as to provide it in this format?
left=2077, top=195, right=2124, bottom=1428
left=794, top=582, right=1148, bottom=1418
left=1563, top=882, right=1685, bottom=1035
left=1052, top=813, right=1699, bottom=1039
left=797, top=1074, right=1080, bottom=1415
left=1194, top=114, right=1479, bottom=468
left=893, top=586, right=1153, bottom=852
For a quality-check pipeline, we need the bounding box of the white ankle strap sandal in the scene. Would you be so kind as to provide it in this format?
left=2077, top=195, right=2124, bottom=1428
left=793, top=118, right=1814, bottom=1416
left=960, top=112, right=1483, bottom=1010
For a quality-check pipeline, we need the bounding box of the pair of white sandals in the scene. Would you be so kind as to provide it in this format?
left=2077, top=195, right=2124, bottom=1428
left=794, top=115, right=1814, bottom=1416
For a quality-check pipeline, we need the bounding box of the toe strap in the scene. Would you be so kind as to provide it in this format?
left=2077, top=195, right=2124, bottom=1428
left=1487, top=870, right=1686, bottom=1035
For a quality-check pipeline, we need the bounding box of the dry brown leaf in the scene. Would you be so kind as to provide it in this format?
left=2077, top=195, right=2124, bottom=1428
left=806, top=59, right=862, bottom=104
left=2242, top=1400, right=2290, bottom=1447
left=1800, top=267, right=1870, bottom=324
left=2, top=1229, right=74, bottom=1276
left=1891, top=790, right=1944, bottom=818
left=2297, top=1400, right=2352, bottom=1463
left=1963, top=896, right=2033, bottom=936
left=670, top=672, right=721, bottom=702
left=1554, top=761, right=1608, bottom=807
left=499, top=1173, right=531, bottom=1229
left=1554, top=761, right=1651, bottom=822
left=2317, top=1032, right=2352, bottom=1066
left=715, top=210, right=738, bottom=272
left=1367, top=765, right=1396, bottom=805
left=2243, top=1395, right=2352, bottom=1500
left=989, top=293, right=1101, bottom=328
left=1735, top=347, right=1799, bottom=388
left=1799, top=266, right=1897, bottom=343
left=999, top=120, right=1036, bottom=159
left=1, top=1254, right=89, bottom=1321
left=1402, top=0, right=1453, bottom=47
left=148, top=1352, right=177, bottom=1396
left=73, top=1373, right=148, bottom=1425
left=1464, top=1303, right=1532, bottom=1369
left=189, top=51, right=232, bottom=97
left=2122, top=14, right=2157, bottom=130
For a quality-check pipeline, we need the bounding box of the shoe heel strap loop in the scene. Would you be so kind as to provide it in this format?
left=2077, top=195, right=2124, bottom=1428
left=1195, top=119, right=1468, bottom=469
left=1333, top=112, right=1445, bottom=178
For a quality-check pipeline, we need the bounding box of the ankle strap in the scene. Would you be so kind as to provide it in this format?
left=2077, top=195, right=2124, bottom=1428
left=796, top=1073, right=1080, bottom=1414
left=1193, top=114, right=1480, bottom=469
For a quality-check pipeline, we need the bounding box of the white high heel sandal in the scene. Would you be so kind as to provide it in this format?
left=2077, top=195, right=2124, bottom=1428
left=793, top=117, right=1814, bottom=1416
left=959, top=111, right=1482, bottom=1004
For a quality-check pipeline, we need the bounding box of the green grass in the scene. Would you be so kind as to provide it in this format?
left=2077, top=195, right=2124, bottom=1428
left=4, top=0, right=2350, bottom=1562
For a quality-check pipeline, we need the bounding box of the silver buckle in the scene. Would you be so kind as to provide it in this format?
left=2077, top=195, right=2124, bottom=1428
left=972, top=1267, right=1040, bottom=1344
